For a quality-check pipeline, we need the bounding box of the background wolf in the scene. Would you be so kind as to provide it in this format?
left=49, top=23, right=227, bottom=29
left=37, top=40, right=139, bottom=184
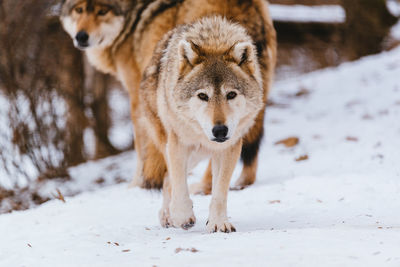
left=60, top=0, right=276, bottom=194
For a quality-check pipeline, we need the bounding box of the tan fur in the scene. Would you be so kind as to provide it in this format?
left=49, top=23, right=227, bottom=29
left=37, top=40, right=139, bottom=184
left=138, top=17, right=264, bottom=232
left=60, top=0, right=276, bottom=191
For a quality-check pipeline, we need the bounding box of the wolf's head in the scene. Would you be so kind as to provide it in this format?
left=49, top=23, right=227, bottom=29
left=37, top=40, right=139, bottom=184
left=171, top=18, right=263, bottom=145
left=60, top=0, right=134, bottom=50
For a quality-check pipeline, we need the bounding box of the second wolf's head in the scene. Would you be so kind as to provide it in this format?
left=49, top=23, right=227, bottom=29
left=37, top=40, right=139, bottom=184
left=60, top=0, right=134, bottom=50
left=161, top=17, right=263, bottom=146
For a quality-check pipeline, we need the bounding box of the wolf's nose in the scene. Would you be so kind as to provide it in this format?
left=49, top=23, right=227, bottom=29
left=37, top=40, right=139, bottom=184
left=75, top=31, right=89, bottom=45
left=212, top=125, right=228, bottom=142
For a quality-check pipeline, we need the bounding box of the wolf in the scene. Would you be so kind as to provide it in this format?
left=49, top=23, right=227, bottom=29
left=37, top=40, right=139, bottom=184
left=60, top=0, right=276, bottom=194
left=138, top=16, right=264, bottom=232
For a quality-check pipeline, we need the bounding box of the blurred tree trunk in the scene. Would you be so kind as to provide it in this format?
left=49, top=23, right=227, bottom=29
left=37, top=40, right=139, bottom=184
left=84, top=63, right=120, bottom=159
left=341, top=0, right=398, bottom=59
left=54, top=17, right=88, bottom=167
left=0, top=0, right=123, bottom=184
left=0, top=0, right=89, bottom=180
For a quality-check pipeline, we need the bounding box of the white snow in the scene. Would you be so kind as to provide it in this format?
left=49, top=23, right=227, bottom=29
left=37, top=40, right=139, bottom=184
left=387, top=0, right=400, bottom=17
left=387, top=1, right=400, bottom=41
left=1, top=46, right=400, bottom=266
left=270, top=4, right=346, bottom=23
left=108, top=87, right=134, bottom=150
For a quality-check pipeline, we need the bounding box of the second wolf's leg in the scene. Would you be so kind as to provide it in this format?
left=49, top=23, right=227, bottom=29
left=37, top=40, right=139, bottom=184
left=130, top=132, right=166, bottom=189
left=207, top=139, right=242, bottom=233
left=129, top=104, right=166, bottom=189
left=165, top=132, right=196, bottom=229
left=141, top=142, right=167, bottom=189
left=233, top=110, right=264, bottom=189
left=189, top=161, right=212, bottom=195
left=129, top=117, right=147, bottom=188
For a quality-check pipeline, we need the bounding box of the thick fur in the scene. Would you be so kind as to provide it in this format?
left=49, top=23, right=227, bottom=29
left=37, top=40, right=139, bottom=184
left=138, top=17, right=264, bottom=232
left=60, top=0, right=276, bottom=192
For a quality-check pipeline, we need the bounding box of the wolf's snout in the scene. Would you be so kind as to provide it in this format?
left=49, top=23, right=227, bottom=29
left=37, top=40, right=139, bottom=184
left=212, top=125, right=228, bottom=143
left=75, top=31, right=89, bottom=47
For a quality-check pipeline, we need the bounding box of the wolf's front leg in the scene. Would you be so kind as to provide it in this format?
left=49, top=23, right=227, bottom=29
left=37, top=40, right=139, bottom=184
left=207, top=139, right=242, bottom=233
left=164, top=132, right=196, bottom=229
left=159, top=174, right=172, bottom=227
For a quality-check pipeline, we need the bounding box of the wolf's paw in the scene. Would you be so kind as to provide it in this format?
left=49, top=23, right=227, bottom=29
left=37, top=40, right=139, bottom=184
left=176, top=216, right=196, bottom=230
left=230, top=175, right=255, bottom=191
left=169, top=202, right=196, bottom=230
left=189, top=182, right=211, bottom=195
left=170, top=211, right=196, bottom=230
left=159, top=207, right=172, bottom=228
left=230, top=184, right=246, bottom=191
left=206, top=219, right=236, bottom=233
left=128, top=175, right=144, bottom=188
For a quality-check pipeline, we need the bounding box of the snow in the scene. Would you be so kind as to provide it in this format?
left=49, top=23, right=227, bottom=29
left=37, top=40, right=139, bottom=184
left=387, top=0, right=400, bottom=17
left=108, top=87, right=134, bottom=150
left=270, top=4, right=345, bottom=23
left=38, top=151, right=136, bottom=198
left=387, top=1, right=400, bottom=41
left=2, top=46, right=400, bottom=266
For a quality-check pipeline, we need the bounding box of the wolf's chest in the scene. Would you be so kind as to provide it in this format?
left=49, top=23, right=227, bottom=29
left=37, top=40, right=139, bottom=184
left=187, top=145, right=210, bottom=171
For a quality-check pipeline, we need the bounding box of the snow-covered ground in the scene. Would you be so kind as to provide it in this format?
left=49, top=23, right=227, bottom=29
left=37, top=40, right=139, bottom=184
left=1, top=46, right=400, bottom=266
left=270, top=4, right=345, bottom=23
left=270, top=0, right=399, bottom=24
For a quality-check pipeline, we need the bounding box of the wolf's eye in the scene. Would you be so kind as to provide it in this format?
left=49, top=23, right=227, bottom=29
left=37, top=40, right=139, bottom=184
left=197, top=93, right=209, bottom=102
left=98, top=8, right=110, bottom=16
left=75, top=7, right=83, bottom=14
left=226, top=91, right=237, bottom=100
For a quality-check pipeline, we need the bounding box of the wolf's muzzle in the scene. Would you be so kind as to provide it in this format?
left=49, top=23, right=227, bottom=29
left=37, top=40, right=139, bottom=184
left=212, top=125, right=229, bottom=143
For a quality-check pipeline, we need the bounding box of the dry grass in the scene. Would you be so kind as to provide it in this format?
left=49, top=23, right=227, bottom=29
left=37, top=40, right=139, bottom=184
left=0, top=187, right=50, bottom=214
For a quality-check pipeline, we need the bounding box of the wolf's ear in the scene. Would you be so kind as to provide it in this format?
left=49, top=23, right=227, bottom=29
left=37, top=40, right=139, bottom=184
left=178, top=40, right=203, bottom=74
left=179, top=40, right=196, bottom=65
left=230, top=42, right=257, bottom=75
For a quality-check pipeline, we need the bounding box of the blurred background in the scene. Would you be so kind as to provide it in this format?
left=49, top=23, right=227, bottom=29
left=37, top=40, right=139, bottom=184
left=0, top=0, right=399, bottom=212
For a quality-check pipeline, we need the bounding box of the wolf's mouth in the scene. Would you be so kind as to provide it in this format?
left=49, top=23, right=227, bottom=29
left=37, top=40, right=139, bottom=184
left=212, top=137, right=229, bottom=143
left=76, top=43, right=89, bottom=50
